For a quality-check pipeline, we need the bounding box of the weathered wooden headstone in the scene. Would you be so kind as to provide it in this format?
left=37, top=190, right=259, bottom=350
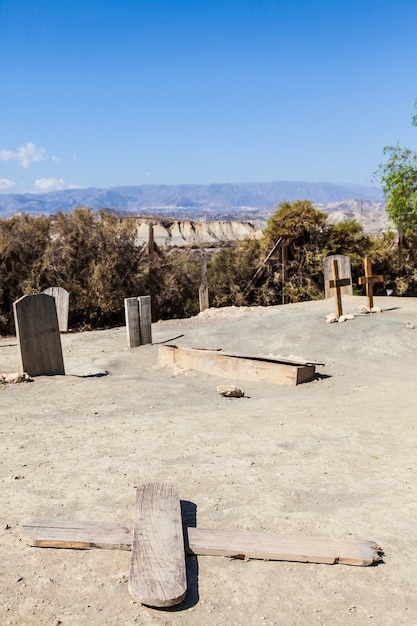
left=13, top=294, right=65, bottom=376
left=43, top=287, right=69, bottom=332
left=125, top=297, right=141, bottom=348
left=358, top=257, right=384, bottom=310
left=138, top=296, right=152, bottom=344
left=124, top=295, right=152, bottom=348
left=324, top=255, right=353, bottom=299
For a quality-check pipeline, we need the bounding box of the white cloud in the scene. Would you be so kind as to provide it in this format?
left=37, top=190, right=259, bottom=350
left=0, top=142, right=47, bottom=168
left=33, top=178, right=83, bottom=192
left=33, top=178, right=68, bottom=192
left=51, top=155, right=61, bottom=164
left=0, top=178, right=16, bottom=191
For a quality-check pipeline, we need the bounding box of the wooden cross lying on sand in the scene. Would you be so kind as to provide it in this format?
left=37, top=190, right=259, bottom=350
left=22, top=482, right=382, bottom=608
left=327, top=259, right=352, bottom=318
left=358, top=257, right=384, bottom=310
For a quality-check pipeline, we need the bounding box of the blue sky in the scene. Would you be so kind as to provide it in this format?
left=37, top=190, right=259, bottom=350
left=1, top=0, right=417, bottom=194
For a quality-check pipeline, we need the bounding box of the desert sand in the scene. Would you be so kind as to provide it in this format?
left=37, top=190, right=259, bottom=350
left=1, top=295, right=417, bottom=626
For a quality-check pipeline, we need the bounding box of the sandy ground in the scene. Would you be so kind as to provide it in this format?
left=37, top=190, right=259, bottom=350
left=1, top=295, right=417, bottom=626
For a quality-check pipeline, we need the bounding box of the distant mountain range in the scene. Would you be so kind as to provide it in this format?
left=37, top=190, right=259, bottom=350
left=0, top=181, right=384, bottom=222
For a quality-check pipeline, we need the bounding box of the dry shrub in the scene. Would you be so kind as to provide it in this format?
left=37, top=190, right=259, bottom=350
left=151, top=249, right=202, bottom=319
left=2, top=202, right=417, bottom=335
left=0, top=208, right=145, bottom=333
left=0, top=214, right=51, bottom=332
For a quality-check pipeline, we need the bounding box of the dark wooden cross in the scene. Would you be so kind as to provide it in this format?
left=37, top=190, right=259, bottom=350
left=21, top=482, right=381, bottom=608
left=327, top=259, right=352, bottom=318
left=358, top=257, right=384, bottom=310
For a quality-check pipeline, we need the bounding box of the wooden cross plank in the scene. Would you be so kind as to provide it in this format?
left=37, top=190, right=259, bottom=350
left=158, top=345, right=320, bottom=386
left=21, top=520, right=381, bottom=567
left=128, top=483, right=187, bottom=607
left=326, top=259, right=351, bottom=318
left=20, top=484, right=383, bottom=610
left=358, top=257, right=384, bottom=310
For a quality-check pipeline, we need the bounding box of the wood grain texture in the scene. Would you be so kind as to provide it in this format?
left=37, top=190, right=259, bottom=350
left=13, top=294, right=65, bottom=376
left=324, top=254, right=353, bottom=299
left=331, top=259, right=344, bottom=318
left=128, top=483, right=187, bottom=607
left=358, top=257, right=384, bottom=309
left=158, top=345, right=317, bottom=386
left=138, top=296, right=152, bottom=345
left=43, top=287, right=69, bottom=332
left=21, top=519, right=132, bottom=550
left=186, top=528, right=380, bottom=566
left=124, top=297, right=141, bottom=348
left=21, top=519, right=381, bottom=566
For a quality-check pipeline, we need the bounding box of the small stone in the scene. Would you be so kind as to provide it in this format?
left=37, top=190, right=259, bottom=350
left=325, top=313, right=338, bottom=323
left=405, top=323, right=414, bottom=329
left=217, top=384, right=245, bottom=398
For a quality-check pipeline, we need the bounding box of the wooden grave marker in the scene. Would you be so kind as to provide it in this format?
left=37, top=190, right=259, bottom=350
left=158, top=345, right=323, bottom=386
left=324, top=255, right=352, bottom=299
left=43, top=286, right=70, bottom=332
left=326, top=259, right=352, bottom=318
left=124, top=295, right=152, bottom=348
left=13, top=293, right=65, bottom=377
left=22, top=482, right=382, bottom=608
left=125, top=297, right=141, bottom=348
left=138, top=295, right=152, bottom=344
left=358, top=257, right=384, bottom=310
left=198, top=256, right=209, bottom=312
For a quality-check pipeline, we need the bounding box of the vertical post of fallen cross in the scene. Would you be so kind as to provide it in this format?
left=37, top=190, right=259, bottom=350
left=199, top=256, right=209, bottom=312
left=331, top=259, right=343, bottom=318
left=358, top=258, right=384, bottom=311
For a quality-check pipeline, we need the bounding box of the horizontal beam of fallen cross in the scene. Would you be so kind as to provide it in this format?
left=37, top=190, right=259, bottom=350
left=21, top=519, right=381, bottom=567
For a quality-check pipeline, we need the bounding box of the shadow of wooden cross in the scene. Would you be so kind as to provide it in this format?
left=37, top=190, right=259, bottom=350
left=21, top=482, right=382, bottom=609
left=327, top=259, right=352, bottom=318
left=358, top=257, right=384, bottom=310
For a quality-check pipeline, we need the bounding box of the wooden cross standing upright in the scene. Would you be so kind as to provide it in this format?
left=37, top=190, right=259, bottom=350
left=327, top=259, right=352, bottom=318
left=21, top=482, right=381, bottom=609
left=358, top=257, right=384, bottom=310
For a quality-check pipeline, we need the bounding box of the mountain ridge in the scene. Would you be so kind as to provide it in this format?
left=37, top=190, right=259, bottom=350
left=0, top=180, right=384, bottom=219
